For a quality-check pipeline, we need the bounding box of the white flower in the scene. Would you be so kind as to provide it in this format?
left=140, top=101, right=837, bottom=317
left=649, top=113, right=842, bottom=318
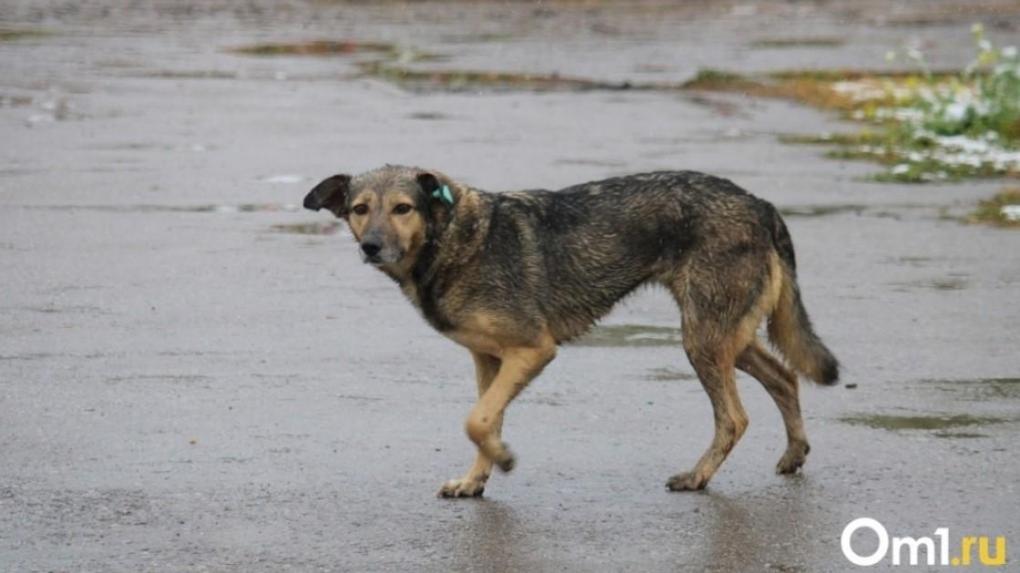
left=943, top=102, right=971, bottom=122
left=1002, top=46, right=1017, bottom=59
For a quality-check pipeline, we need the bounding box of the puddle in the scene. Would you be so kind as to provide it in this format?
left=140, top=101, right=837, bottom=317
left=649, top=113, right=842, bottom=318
left=922, top=378, right=1020, bottom=401
left=139, top=70, right=239, bottom=80
left=778, top=204, right=866, bottom=218
left=928, top=278, right=968, bottom=291
left=0, top=167, right=43, bottom=178
left=681, top=93, right=744, bottom=117
left=231, top=38, right=635, bottom=94
left=88, top=142, right=213, bottom=152
left=335, top=394, right=384, bottom=403
left=0, top=352, right=107, bottom=361
left=357, top=61, right=643, bottom=93
left=645, top=367, right=697, bottom=382
left=933, top=431, right=989, bottom=439
left=439, top=32, right=516, bottom=44
left=750, top=37, right=845, bottom=49
left=407, top=112, right=449, bottom=121
left=885, top=255, right=937, bottom=267
left=0, top=353, right=57, bottom=362
left=270, top=221, right=341, bottom=236
left=891, top=277, right=968, bottom=292
left=570, top=324, right=682, bottom=348
left=229, top=40, right=397, bottom=57
left=0, top=28, right=50, bottom=42
left=105, top=374, right=212, bottom=385
left=22, top=304, right=108, bottom=315
left=841, top=413, right=1006, bottom=432
left=553, top=158, right=628, bottom=168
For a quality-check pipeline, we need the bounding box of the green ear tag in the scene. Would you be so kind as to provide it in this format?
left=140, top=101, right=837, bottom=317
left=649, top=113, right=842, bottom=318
left=432, top=184, right=455, bottom=206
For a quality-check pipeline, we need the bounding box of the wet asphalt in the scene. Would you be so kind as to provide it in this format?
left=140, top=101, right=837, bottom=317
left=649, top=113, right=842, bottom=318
left=1, top=2, right=1018, bottom=571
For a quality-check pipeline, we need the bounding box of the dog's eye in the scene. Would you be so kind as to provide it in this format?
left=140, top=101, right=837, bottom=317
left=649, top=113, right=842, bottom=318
left=352, top=204, right=369, bottom=216
left=392, top=204, right=413, bottom=215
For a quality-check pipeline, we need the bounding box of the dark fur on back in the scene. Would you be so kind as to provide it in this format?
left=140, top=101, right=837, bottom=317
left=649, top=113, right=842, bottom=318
left=412, top=171, right=807, bottom=344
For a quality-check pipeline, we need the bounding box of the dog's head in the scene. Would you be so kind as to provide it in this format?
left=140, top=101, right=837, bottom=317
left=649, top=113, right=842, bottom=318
left=303, top=166, right=459, bottom=271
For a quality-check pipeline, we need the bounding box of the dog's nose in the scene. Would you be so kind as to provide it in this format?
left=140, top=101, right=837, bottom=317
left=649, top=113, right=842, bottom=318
left=361, top=242, right=381, bottom=257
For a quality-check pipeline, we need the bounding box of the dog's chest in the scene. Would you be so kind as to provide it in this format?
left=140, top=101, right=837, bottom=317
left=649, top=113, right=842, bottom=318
left=402, top=280, right=455, bottom=332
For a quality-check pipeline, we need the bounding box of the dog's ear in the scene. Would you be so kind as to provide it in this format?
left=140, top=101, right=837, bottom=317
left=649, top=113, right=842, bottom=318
left=417, top=172, right=441, bottom=196
left=417, top=172, right=457, bottom=211
left=303, top=174, right=351, bottom=218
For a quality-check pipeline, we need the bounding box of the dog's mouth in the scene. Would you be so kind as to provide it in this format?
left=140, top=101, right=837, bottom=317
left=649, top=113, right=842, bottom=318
left=362, top=251, right=402, bottom=266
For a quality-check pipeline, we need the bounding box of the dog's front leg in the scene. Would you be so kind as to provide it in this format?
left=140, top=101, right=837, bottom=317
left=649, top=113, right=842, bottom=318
left=438, top=337, right=556, bottom=498
left=438, top=351, right=501, bottom=498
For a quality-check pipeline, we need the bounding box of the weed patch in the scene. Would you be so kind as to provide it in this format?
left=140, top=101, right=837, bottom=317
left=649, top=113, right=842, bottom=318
left=776, top=25, right=1020, bottom=182
left=967, top=188, right=1020, bottom=227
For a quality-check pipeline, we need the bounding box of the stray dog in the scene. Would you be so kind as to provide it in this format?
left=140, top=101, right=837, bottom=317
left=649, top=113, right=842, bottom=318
left=304, top=166, right=839, bottom=497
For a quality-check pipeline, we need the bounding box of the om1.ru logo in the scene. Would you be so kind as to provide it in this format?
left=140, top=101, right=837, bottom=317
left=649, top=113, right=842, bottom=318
left=842, top=518, right=1007, bottom=567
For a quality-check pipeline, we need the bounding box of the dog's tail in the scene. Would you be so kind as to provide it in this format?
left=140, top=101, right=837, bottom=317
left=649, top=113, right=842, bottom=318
left=764, top=203, right=840, bottom=386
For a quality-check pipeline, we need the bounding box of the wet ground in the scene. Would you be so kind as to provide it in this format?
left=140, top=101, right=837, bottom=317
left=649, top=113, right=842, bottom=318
left=2, top=1, right=1019, bottom=571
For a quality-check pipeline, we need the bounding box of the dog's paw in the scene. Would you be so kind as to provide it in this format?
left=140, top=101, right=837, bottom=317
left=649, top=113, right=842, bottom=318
left=776, top=442, right=810, bottom=475
left=437, top=478, right=486, bottom=498
left=494, top=444, right=516, bottom=473
left=666, top=472, right=707, bottom=492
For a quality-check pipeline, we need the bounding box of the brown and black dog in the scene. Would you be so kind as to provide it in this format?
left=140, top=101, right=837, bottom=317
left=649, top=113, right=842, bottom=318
left=304, top=165, right=839, bottom=497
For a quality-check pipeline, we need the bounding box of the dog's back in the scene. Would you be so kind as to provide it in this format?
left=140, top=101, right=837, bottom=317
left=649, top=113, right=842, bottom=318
left=480, top=172, right=807, bottom=346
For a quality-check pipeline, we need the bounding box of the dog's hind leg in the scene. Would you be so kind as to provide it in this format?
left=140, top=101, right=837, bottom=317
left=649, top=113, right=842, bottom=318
left=439, top=351, right=502, bottom=498
left=736, top=342, right=810, bottom=474
left=667, top=333, right=749, bottom=491
left=665, top=255, right=772, bottom=491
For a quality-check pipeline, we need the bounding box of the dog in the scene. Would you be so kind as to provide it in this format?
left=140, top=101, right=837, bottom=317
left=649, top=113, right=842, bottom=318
left=304, top=165, right=839, bottom=497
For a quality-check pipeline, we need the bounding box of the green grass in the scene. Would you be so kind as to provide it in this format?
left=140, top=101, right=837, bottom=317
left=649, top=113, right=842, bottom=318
left=681, top=69, right=761, bottom=91
left=967, top=188, right=1020, bottom=227
left=776, top=25, right=1020, bottom=183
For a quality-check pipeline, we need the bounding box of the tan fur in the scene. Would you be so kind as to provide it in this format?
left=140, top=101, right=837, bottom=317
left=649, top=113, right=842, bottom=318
left=458, top=329, right=555, bottom=480
left=663, top=253, right=788, bottom=491
left=438, top=351, right=502, bottom=497
left=436, top=314, right=558, bottom=497
left=736, top=343, right=809, bottom=474
left=349, top=188, right=430, bottom=280
left=767, top=262, right=830, bottom=385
